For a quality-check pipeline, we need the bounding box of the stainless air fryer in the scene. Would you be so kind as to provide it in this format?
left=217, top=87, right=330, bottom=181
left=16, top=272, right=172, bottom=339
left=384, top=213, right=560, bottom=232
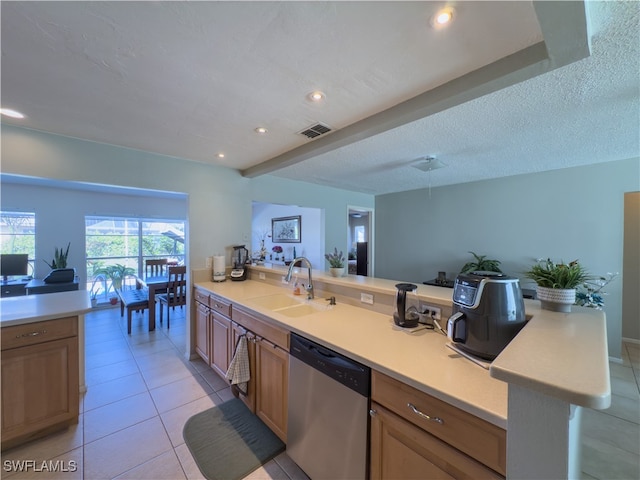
left=447, top=271, right=526, bottom=360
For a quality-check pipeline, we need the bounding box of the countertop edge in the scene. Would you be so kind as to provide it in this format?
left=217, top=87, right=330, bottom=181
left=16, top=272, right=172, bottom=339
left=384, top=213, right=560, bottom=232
left=1, top=290, right=92, bottom=326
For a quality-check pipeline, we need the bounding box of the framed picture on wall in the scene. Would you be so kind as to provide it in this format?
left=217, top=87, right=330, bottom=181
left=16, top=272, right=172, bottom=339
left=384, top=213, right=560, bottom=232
left=272, top=216, right=301, bottom=243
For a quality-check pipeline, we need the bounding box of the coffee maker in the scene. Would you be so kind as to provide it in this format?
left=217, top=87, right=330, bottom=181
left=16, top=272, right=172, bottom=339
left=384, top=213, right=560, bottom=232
left=393, top=283, right=420, bottom=328
left=230, top=245, right=249, bottom=281
left=447, top=271, right=526, bottom=360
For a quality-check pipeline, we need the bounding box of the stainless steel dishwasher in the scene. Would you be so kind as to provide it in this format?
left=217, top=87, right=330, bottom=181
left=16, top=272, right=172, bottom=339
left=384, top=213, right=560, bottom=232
left=287, top=333, right=371, bottom=479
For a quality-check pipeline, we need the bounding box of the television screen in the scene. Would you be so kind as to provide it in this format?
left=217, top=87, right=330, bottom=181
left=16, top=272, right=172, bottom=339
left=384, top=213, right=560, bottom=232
left=1, top=254, right=29, bottom=281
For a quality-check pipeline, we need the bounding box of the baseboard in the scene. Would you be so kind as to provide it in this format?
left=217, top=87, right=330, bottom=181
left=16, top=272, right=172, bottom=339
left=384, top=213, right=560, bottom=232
left=609, top=356, right=623, bottom=364
left=622, top=336, right=640, bottom=345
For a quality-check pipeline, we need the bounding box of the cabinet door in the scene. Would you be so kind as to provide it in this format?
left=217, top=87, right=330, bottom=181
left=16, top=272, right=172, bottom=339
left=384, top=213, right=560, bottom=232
left=210, top=313, right=232, bottom=378
left=1, top=337, right=79, bottom=449
left=370, top=402, right=503, bottom=480
left=195, top=302, right=210, bottom=364
left=232, top=323, right=256, bottom=412
left=255, top=337, right=288, bottom=442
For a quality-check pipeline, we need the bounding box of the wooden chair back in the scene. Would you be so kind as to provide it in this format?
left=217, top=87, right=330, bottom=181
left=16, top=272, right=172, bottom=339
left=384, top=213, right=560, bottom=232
left=145, top=258, right=168, bottom=278
left=165, top=265, right=187, bottom=307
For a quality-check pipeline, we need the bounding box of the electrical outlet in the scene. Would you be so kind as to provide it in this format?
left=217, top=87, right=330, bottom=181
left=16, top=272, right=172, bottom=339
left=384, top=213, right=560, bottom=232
left=360, top=293, right=374, bottom=305
left=259, top=272, right=266, bottom=280
left=420, top=304, right=442, bottom=321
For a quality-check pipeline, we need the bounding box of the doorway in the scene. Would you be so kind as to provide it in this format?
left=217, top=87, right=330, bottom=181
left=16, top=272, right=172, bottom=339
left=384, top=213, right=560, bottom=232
left=348, top=206, right=374, bottom=277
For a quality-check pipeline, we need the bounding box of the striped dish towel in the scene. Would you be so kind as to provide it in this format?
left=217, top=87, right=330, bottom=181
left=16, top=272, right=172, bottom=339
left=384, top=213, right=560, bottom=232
left=225, top=335, right=250, bottom=395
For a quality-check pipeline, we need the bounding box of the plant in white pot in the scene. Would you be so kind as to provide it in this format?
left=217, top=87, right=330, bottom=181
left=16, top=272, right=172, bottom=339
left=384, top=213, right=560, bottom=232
left=525, top=258, right=591, bottom=313
left=325, top=247, right=346, bottom=277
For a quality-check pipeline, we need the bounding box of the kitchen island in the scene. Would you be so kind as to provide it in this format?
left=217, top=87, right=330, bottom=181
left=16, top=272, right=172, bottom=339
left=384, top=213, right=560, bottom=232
left=192, top=265, right=610, bottom=479
left=0, top=290, right=91, bottom=450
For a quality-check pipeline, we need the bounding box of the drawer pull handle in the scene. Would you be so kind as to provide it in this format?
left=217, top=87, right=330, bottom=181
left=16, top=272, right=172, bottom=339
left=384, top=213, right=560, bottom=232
left=17, top=329, right=47, bottom=338
left=407, top=403, right=444, bottom=425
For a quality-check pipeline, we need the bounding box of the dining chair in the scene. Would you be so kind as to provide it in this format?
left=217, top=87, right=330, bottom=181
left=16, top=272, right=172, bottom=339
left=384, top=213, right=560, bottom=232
left=156, top=265, right=187, bottom=329
left=145, top=258, right=169, bottom=278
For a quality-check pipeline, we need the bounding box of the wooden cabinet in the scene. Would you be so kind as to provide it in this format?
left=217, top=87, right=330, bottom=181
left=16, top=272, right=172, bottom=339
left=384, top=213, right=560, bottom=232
left=1, top=317, right=79, bottom=450
left=255, top=337, right=288, bottom=442
left=210, top=312, right=232, bottom=377
left=370, top=371, right=506, bottom=479
left=209, top=294, right=232, bottom=377
left=231, top=305, right=289, bottom=443
left=195, top=301, right=210, bottom=364
left=232, top=323, right=256, bottom=411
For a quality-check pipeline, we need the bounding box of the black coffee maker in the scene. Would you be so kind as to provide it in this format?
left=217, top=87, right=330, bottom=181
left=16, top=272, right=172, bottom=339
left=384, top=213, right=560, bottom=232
left=230, top=245, right=249, bottom=281
left=393, top=283, right=420, bottom=328
left=447, top=271, right=526, bottom=360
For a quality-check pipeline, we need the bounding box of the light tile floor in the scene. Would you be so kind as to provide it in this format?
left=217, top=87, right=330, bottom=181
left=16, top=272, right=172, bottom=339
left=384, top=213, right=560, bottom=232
left=1, top=306, right=638, bottom=479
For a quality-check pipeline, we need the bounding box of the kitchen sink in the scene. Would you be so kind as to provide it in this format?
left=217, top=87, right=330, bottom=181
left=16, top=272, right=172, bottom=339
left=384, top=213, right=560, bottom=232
left=276, top=303, right=324, bottom=318
left=248, top=293, right=327, bottom=317
left=248, top=294, right=305, bottom=310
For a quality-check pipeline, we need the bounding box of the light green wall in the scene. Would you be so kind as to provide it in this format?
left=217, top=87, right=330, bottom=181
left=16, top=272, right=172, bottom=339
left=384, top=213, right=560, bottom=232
left=375, top=157, right=640, bottom=359
left=0, top=125, right=373, bottom=271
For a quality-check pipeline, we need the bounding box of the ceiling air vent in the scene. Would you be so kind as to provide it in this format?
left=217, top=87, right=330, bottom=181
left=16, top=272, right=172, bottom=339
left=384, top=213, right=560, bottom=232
left=298, top=122, right=332, bottom=139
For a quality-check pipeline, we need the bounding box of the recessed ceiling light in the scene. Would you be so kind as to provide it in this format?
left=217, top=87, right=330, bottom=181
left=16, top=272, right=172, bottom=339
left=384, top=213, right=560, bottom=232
left=308, top=91, right=326, bottom=102
left=216, top=153, right=225, bottom=159
left=0, top=108, right=25, bottom=119
left=255, top=127, right=268, bottom=134
left=432, top=8, right=454, bottom=28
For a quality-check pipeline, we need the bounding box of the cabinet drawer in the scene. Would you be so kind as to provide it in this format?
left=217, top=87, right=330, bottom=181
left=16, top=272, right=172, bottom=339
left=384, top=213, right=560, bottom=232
left=194, top=288, right=210, bottom=306
left=210, top=295, right=232, bottom=318
left=372, top=371, right=506, bottom=475
left=232, top=307, right=288, bottom=351
left=2, top=317, right=78, bottom=351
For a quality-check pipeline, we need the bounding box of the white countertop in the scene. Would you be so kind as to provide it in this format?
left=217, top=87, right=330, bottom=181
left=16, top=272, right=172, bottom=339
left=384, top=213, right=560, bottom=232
left=196, top=279, right=509, bottom=428
left=196, top=277, right=611, bottom=428
left=0, top=290, right=93, bottom=326
left=490, top=305, right=611, bottom=410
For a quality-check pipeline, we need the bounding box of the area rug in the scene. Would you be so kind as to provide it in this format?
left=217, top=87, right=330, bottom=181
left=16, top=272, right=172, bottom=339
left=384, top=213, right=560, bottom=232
left=183, top=398, right=285, bottom=480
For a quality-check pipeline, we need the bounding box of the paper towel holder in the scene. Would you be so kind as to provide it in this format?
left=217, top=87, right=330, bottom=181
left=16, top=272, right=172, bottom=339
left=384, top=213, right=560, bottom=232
left=213, top=255, right=226, bottom=282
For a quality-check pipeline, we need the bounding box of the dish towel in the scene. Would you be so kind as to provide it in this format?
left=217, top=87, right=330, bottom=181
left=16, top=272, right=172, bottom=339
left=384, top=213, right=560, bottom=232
left=225, top=334, right=250, bottom=395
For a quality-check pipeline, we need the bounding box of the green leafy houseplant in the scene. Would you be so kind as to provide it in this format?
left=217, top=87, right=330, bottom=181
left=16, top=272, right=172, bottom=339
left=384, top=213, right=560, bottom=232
left=44, top=242, right=70, bottom=269
left=524, top=258, right=591, bottom=289
left=324, top=247, right=345, bottom=268
left=95, top=264, right=136, bottom=294
left=460, top=251, right=502, bottom=274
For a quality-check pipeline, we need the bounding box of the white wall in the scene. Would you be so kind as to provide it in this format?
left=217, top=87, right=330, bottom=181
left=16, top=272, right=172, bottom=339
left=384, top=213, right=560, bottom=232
left=252, top=202, right=324, bottom=268
left=0, top=126, right=374, bottom=272
left=375, top=157, right=640, bottom=359
left=0, top=182, right=187, bottom=285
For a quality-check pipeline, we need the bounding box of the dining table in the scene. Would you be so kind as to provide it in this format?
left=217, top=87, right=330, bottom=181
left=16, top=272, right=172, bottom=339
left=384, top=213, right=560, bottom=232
left=140, top=275, right=168, bottom=331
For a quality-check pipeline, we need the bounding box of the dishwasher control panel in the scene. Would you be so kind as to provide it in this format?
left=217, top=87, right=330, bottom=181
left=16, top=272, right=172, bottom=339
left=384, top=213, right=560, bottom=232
left=290, top=333, right=371, bottom=397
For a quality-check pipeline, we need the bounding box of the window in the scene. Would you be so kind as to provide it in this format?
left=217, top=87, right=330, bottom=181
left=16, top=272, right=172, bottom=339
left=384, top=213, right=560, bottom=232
left=86, top=216, right=185, bottom=303
left=355, top=225, right=366, bottom=243
left=0, top=211, right=36, bottom=276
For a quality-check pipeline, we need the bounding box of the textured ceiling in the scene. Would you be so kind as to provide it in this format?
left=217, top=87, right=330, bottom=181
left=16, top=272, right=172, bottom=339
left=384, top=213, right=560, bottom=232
left=1, top=1, right=638, bottom=195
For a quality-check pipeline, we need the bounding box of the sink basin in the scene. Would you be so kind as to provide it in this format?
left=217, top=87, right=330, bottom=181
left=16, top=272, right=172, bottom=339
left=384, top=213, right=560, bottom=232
left=248, top=293, right=327, bottom=317
left=248, top=294, right=305, bottom=310
left=276, top=303, right=324, bottom=318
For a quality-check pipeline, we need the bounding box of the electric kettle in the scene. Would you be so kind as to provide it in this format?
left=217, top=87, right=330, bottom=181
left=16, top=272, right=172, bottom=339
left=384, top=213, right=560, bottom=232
left=393, top=283, right=420, bottom=328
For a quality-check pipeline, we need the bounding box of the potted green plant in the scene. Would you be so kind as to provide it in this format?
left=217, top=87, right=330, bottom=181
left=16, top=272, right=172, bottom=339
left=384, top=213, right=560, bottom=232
left=524, top=258, right=592, bottom=312
left=460, top=251, right=502, bottom=274
left=325, top=247, right=345, bottom=277
left=44, top=242, right=71, bottom=269
left=95, top=264, right=136, bottom=302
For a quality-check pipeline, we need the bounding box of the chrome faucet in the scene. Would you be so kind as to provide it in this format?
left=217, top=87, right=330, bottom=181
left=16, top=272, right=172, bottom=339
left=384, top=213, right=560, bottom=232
left=285, top=257, right=314, bottom=299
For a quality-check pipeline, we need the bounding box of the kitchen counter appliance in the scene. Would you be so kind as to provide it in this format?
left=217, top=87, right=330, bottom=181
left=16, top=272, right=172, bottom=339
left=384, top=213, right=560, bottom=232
left=287, top=333, right=370, bottom=479
left=393, top=282, right=420, bottom=328
left=230, top=245, right=249, bottom=281
left=447, top=271, right=526, bottom=360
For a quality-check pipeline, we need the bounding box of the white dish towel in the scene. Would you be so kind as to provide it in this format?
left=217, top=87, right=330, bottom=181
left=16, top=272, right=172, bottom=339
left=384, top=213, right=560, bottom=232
left=225, top=335, right=250, bottom=395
